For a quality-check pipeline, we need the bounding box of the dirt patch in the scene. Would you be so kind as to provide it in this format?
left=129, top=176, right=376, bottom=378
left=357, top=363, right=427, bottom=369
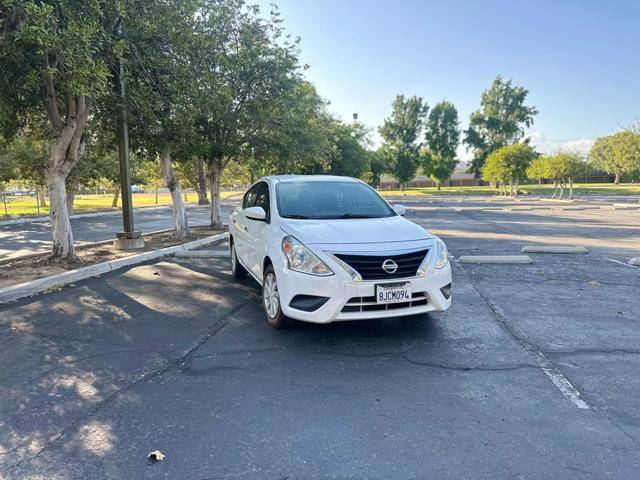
left=0, top=226, right=224, bottom=289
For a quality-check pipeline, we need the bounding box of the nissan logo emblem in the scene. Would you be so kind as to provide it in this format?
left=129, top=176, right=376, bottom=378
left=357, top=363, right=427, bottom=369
left=381, top=259, right=398, bottom=274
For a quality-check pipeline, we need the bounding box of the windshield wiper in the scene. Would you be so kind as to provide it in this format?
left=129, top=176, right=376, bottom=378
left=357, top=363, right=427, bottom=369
left=283, top=214, right=311, bottom=219
left=330, top=213, right=380, bottom=219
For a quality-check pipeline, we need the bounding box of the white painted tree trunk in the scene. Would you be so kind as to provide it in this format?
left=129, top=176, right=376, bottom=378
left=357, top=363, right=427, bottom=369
left=569, top=178, right=574, bottom=199
left=111, top=186, right=120, bottom=207
left=42, top=90, right=90, bottom=259
left=37, top=187, right=48, bottom=207
left=48, top=174, right=74, bottom=258
left=209, top=159, right=224, bottom=229
left=160, top=146, right=189, bottom=238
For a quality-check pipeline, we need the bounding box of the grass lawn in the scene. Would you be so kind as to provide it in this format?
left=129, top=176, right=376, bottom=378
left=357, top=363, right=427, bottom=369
left=379, top=183, right=640, bottom=197
left=0, top=191, right=243, bottom=218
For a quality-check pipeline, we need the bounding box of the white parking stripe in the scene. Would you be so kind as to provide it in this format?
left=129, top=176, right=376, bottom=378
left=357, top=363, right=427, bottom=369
left=535, top=352, right=591, bottom=410
left=454, top=259, right=591, bottom=410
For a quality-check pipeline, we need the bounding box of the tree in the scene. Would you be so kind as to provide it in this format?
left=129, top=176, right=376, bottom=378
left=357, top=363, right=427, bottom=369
left=113, top=0, right=205, bottom=238
left=525, top=156, right=549, bottom=185
left=482, top=143, right=537, bottom=196
left=361, top=150, right=386, bottom=188
left=328, top=121, right=370, bottom=178
left=379, top=95, right=428, bottom=188
left=546, top=152, right=589, bottom=199
left=589, top=129, right=640, bottom=184
left=248, top=81, right=333, bottom=178
left=191, top=1, right=301, bottom=228
left=422, top=100, right=460, bottom=189
left=464, top=76, right=538, bottom=177
left=0, top=0, right=111, bottom=258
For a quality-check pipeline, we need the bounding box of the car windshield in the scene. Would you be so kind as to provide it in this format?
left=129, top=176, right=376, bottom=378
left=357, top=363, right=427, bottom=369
left=276, top=181, right=396, bottom=220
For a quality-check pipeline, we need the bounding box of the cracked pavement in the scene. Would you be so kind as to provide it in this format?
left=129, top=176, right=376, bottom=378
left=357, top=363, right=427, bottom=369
left=1, top=196, right=639, bottom=479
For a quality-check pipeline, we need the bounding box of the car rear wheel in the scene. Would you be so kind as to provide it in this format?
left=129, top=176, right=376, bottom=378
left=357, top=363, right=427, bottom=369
left=230, top=242, right=247, bottom=279
left=262, top=265, right=292, bottom=328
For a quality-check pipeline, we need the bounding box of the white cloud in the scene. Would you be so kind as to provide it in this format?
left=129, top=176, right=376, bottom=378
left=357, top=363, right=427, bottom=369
left=528, top=131, right=594, bottom=156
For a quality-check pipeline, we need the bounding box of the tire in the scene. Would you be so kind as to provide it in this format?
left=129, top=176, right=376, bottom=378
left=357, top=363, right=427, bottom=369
left=230, top=241, right=247, bottom=280
left=262, top=264, right=292, bottom=329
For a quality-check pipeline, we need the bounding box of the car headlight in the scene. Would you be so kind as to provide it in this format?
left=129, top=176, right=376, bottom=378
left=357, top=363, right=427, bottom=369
left=281, top=236, right=334, bottom=276
left=434, top=237, right=449, bottom=269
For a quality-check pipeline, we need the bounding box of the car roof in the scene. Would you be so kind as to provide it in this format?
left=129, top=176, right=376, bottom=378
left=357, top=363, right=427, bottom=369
left=261, top=175, right=361, bottom=184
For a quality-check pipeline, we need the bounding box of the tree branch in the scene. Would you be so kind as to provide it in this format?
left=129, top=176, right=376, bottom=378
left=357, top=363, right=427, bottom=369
left=42, top=55, right=63, bottom=131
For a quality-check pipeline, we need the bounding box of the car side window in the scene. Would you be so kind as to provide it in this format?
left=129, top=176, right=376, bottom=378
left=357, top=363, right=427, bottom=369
left=254, top=182, right=270, bottom=222
left=242, top=183, right=260, bottom=209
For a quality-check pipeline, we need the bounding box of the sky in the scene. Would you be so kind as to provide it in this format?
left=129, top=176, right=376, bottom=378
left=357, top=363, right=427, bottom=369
left=258, top=0, right=640, bottom=161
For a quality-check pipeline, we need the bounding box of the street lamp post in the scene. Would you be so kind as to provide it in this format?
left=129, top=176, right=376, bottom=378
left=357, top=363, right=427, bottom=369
left=113, top=17, right=144, bottom=250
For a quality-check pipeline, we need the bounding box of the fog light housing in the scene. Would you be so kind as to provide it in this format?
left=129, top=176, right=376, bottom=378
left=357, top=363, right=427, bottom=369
left=440, top=283, right=452, bottom=299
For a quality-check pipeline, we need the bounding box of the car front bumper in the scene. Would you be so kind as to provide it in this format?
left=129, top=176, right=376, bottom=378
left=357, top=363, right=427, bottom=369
left=276, top=258, right=452, bottom=324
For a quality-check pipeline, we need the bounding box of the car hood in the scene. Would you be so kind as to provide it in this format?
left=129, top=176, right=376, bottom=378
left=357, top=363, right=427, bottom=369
left=280, top=215, right=432, bottom=246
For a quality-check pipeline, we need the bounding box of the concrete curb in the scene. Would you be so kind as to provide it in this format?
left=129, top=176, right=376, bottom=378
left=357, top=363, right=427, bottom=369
left=0, top=232, right=228, bottom=305
left=522, top=245, right=589, bottom=254
left=458, top=255, right=533, bottom=264
left=174, top=249, right=230, bottom=258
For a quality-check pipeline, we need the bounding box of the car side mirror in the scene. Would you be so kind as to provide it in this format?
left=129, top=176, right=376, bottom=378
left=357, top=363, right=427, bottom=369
left=245, top=206, right=267, bottom=221
left=394, top=204, right=407, bottom=216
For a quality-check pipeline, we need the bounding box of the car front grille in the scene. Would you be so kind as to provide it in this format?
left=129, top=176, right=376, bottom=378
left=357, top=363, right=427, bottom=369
left=341, top=292, right=428, bottom=313
left=333, top=249, right=429, bottom=280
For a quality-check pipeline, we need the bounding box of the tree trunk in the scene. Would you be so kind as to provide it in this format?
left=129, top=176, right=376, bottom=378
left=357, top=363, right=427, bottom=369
left=37, top=187, right=48, bottom=207
left=558, top=182, right=564, bottom=199
left=112, top=186, right=120, bottom=207
left=436, top=182, right=441, bottom=191
left=508, top=178, right=514, bottom=196
left=48, top=174, right=75, bottom=259
left=1, top=184, right=7, bottom=217
left=513, top=181, right=519, bottom=197
left=569, top=178, right=574, bottom=200
left=208, top=158, right=224, bottom=229
left=197, top=158, right=209, bottom=205
left=614, top=173, right=621, bottom=184
left=155, top=187, right=159, bottom=204
left=66, top=177, right=79, bottom=216
left=551, top=181, right=558, bottom=199
left=160, top=145, right=189, bottom=238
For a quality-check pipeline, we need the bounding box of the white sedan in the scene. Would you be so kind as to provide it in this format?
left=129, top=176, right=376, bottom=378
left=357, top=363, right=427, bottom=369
left=228, top=175, right=452, bottom=328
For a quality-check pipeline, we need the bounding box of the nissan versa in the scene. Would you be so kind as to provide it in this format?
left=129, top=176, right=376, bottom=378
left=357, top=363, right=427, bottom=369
left=228, top=175, right=452, bottom=328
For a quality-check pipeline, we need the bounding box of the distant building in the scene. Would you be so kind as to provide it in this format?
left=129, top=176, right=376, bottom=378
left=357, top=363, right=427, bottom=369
left=379, top=165, right=481, bottom=189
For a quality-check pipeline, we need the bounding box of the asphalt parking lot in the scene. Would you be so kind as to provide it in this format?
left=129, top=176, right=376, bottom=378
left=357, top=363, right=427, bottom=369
left=1, top=196, right=639, bottom=479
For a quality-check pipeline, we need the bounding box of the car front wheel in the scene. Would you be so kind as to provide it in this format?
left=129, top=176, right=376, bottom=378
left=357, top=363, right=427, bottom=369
left=262, top=265, right=291, bottom=328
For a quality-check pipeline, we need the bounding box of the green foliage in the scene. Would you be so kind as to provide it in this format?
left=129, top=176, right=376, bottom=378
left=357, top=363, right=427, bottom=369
left=379, top=95, right=428, bottom=185
left=482, top=143, right=537, bottom=184
left=193, top=1, right=301, bottom=168
left=0, top=0, right=110, bottom=136
left=249, top=81, right=333, bottom=176
left=464, top=76, right=538, bottom=177
left=422, top=101, right=460, bottom=186
left=328, top=122, right=370, bottom=178
left=589, top=129, right=640, bottom=181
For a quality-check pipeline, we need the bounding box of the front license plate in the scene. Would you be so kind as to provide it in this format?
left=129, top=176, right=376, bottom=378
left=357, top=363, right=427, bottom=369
left=376, top=282, right=411, bottom=304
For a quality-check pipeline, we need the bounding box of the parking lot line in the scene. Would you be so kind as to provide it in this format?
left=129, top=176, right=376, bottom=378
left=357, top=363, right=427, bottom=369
left=458, top=255, right=533, bottom=264
left=454, top=260, right=591, bottom=410
left=522, top=246, right=590, bottom=254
